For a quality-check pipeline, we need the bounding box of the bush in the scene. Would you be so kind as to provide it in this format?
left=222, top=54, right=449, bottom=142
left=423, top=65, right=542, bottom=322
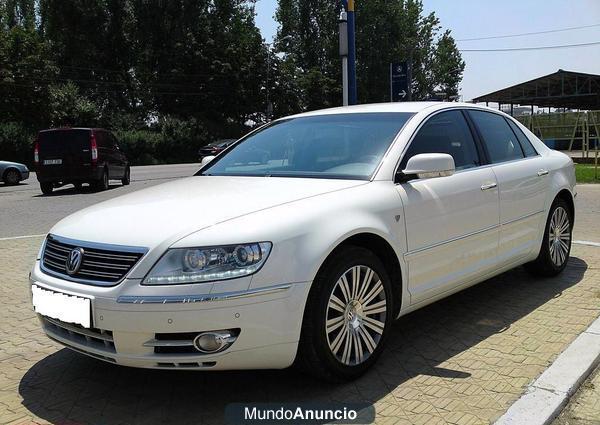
left=0, top=117, right=220, bottom=167
left=0, top=122, right=35, bottom=167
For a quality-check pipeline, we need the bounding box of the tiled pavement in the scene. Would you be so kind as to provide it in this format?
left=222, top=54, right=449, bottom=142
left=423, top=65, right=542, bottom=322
left=1, top=237, right=599, bottom=425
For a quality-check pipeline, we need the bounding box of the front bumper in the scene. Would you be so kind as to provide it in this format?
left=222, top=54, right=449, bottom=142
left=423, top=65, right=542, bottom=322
left=30, top=262, right=311, bottom=370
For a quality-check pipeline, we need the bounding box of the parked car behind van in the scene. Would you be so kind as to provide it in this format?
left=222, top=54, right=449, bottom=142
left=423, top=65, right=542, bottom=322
left=34, top=128, right=130, bottom=195
left=0, top=160, right=29, bottom=185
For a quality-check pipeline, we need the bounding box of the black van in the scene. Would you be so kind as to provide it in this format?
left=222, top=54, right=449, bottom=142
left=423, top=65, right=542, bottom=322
left=34, top=128, right=130, bottom=195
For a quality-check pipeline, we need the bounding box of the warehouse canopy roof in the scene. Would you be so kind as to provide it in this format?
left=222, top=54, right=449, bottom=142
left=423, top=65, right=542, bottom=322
left=472, top=69, right=600, bottom=110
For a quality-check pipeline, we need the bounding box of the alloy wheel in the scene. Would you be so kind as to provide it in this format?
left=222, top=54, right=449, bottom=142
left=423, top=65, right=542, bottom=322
left=325, top=265, right=387, bottom=366
left=5, top=169, right=19, bottom=185
left=549, top=206, right=570, bottom=267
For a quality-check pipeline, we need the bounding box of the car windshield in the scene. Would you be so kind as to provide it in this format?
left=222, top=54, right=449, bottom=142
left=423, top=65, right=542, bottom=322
left=199, top=113, right=414, bottom=180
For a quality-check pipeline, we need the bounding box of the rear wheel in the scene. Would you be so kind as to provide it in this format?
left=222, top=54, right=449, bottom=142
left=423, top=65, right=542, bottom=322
left=296, top=246, right=394, bottom=382
left=3, top=168, right=20, bottom=185
left=526, top=198, right=572, bottom=277
left=94, top=168, right=109, bottom=191
left=121, top=166, right=130, bottom=186
left=40, top=182, right=53, bottom=195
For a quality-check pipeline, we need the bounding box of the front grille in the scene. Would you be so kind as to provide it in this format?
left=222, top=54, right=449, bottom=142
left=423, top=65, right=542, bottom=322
left=41, top=315, right=116, bottom=354
left=42, top=235, right=145, bottom=285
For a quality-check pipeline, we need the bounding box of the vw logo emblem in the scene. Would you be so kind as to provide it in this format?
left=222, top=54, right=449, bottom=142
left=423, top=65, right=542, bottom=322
left=66, top=248, right=84, bottom=275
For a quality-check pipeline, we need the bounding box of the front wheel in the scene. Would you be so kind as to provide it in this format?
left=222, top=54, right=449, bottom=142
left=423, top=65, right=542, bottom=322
left=3, top=169, right=20, bottom=185
left=94, top=168, right=109, bottom=191
left=121, top=166, right=130, bottom=186
left=296, top=246, right=394, bottom=382
left=526, top=198, right=572, bottom=277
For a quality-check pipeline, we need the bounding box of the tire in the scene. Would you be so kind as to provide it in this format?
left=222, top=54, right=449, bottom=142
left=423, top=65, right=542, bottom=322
left=40, top=182, right=53, bottom=195
left=121, top=166, right=130, bottom=186
left=73, top=183, right=83, bottom=191
left=3, top=168, right=20, bottom=185
left=94, top=168, right=109, bottom=191
left=525, top=198, right=572, bottom=277
left=296, top=246, right=394, bottom=382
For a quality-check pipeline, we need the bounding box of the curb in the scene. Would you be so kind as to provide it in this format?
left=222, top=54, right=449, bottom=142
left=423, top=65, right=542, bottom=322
left=494, top=316, right=600, bottom=425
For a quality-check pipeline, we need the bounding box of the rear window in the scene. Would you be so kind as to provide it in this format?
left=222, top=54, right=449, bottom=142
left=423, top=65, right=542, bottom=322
left=38, top=130, right=90, bottom=154
left=468, top=111, right=525, bottom=164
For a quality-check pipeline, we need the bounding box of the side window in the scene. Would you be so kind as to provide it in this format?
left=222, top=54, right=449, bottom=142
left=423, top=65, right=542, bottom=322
left=506, top=119, right=538, bottom=157
left=401, top=110, right=480, bottom=170
left=95, top=131, right=106, bottom=148
left=108, top=133, right=118, bottom=149
left=468, top=110, right=525, bottom=163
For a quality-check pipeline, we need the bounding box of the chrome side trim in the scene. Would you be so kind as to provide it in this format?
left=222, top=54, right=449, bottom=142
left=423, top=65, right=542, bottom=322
left=143, top=339, right=195, bottom=347
left=501, top=210, right=545, bottom=226
left=404, top=209, right=546, bottom=259
left=116, top=283, right=292, bottom=304
left=404, top=224, right=499, bottom=259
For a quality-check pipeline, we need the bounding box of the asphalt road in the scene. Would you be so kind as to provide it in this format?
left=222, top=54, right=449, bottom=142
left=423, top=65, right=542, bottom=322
left=0, top=163, right=201, bottom=238
left=1, top=163, right=598, bottom=243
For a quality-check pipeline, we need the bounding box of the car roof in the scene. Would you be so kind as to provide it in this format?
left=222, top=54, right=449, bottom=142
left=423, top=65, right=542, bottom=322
left=285, top=101, right=492, bottom=119
left=39, top=128, right=108, bottom=133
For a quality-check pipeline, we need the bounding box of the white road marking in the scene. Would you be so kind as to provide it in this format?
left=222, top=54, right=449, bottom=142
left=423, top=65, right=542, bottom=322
left=573, top=240, right=600, bottom=247
left=0, top=234, right=46, bottom=241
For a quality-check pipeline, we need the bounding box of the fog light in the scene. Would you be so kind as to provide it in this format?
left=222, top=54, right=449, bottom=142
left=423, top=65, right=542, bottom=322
left=193, top=331, right=236, bottom=353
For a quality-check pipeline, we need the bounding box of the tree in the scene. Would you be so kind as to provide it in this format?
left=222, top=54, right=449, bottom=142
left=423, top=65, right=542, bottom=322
left=432, top=30, right=465, bottom=100
left=275, top=0, right=464, bottom=108
left=274, top=0, right=340, bottom=113
left=0, top=0, right=57, bottom=130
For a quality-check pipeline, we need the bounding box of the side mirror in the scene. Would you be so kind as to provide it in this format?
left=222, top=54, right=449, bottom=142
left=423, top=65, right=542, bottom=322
left=396, top=153, right=455, bottom=182
left=200, top=155, right=216, bottom=167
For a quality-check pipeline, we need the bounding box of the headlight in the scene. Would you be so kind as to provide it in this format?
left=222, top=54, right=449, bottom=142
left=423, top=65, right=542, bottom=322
left=143, top=242, right=272, bottom=285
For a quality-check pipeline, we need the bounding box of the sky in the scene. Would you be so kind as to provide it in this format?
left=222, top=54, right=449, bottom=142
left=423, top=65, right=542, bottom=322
left=254, top=0, right=600, bottom=101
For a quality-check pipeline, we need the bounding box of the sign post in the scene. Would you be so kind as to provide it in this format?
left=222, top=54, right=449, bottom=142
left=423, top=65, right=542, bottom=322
left=390, top=62, right=409, bottom=102
left=339, top=9, right=348, bottom=106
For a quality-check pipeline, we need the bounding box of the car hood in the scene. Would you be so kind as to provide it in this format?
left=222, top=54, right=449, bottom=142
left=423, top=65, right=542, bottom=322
left=50, top=176, right=367, bottom=248
left=0, top=160, right=26, bottom=169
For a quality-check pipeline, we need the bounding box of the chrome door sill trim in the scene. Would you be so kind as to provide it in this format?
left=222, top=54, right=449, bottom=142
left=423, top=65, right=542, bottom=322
left=116, top=283, right=292, bottom=304
left=404, top=224, right=500, bottom=259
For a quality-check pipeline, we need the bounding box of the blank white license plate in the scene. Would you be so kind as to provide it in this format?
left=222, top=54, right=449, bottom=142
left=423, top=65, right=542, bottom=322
left=32, top=285, right=91, bottom=328
left=43, top=159, right=62, bottom=165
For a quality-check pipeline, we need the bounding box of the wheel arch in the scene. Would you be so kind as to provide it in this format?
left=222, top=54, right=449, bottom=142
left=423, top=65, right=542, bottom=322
left=315, top=232, right=404, bottom=318
left=555, top=188, right=575, bottom=224
left=2, top=167, right=21, bottom=181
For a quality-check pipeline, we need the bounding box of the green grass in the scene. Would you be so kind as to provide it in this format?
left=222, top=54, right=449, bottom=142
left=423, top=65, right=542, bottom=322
left=575, top=164, right=600, bottom=183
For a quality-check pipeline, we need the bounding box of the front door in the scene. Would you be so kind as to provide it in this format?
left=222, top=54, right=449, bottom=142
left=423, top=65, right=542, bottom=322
left=396, top=110, right=500, bottom=305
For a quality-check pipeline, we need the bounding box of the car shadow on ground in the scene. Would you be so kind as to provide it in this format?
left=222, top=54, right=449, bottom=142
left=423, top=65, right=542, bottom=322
left=18, top=257, right=588, bottom=424
left=32, top=184, right=121, bottom=197
left=0, top=181, right=29, bottom=189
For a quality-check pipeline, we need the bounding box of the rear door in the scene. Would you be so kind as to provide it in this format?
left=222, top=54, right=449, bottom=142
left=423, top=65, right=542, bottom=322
left=396, top=110, right=500, bottom=305
left=38, top=130, right=92, bottom=178
left=467, top=110, right=548, bottom=266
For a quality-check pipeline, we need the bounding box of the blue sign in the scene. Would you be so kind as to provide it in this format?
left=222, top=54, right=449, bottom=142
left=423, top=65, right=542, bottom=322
left=390, top=62, right=409, bottom=102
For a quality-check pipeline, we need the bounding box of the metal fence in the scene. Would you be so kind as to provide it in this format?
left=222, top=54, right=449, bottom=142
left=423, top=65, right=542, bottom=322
left=516, top=111, right=600, bottom=156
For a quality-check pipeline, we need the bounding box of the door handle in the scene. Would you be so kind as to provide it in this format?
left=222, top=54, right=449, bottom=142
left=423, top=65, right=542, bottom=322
left=481, top=182, right=498, bottom=191
left=537, top=169, right=549, bottom=177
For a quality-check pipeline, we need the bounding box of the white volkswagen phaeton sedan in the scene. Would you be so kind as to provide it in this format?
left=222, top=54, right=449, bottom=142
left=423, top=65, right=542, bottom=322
left=30, top=102, right=575, bottom=381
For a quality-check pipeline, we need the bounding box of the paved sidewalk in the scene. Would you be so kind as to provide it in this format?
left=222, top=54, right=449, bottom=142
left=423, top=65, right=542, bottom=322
left=554, top=365, right=600, bottom=424
left=1, top=237, right=600, bottom=425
